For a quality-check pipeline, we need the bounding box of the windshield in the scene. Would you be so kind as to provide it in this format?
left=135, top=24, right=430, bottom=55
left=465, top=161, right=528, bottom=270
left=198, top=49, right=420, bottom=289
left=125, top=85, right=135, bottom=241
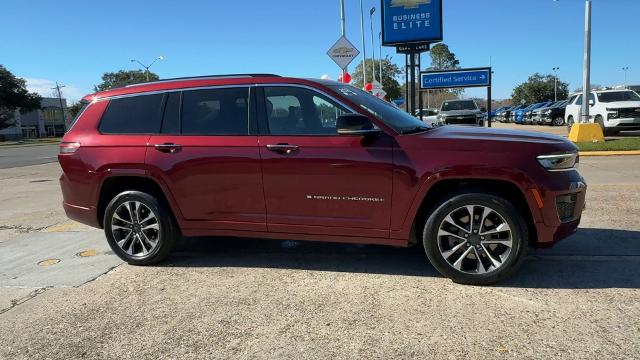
left=441, top=100, right=477, bottom=111
left=597, top=91, right=640, bottom=102
left=329, top=85, right=428, bottom=133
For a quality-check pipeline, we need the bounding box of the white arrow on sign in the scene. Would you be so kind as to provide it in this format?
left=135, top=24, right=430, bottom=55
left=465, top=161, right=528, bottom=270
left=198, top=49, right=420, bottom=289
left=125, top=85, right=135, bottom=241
left=327, top=36, right=360, bottom=70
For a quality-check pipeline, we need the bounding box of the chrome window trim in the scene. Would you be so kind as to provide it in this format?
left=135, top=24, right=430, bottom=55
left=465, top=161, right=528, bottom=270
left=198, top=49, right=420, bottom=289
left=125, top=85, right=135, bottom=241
left=94, top=83, right=358, bottom=114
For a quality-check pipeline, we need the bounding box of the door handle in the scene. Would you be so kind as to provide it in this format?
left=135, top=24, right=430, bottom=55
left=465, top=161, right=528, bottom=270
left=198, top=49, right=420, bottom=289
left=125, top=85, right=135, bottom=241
left=154, top=143, right=182, bottom=153
left=266, top=144, right=299, bottom=154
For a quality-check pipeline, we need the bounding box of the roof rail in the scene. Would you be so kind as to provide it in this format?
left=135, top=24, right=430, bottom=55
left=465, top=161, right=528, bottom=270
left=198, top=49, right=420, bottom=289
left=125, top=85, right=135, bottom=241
left=123, top=74, right=281, bottom=88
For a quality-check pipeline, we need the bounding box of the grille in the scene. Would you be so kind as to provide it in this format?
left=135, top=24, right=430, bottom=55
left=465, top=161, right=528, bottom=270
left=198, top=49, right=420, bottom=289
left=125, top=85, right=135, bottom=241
left=618, top=108, right=640, bottom=118
left=445, top=116, right=477, bottom=125
left=556, top=194, right=577, bottom=221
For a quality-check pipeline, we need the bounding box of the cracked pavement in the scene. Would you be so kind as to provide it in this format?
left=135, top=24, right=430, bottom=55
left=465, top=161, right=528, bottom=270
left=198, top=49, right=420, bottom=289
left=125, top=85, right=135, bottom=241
left=0, top=157, right=639, bottom=359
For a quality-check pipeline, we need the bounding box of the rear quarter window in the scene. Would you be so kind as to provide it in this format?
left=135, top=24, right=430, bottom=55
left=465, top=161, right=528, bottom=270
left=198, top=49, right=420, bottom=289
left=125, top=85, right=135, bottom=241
left=99, top=94, right=164, bottom=134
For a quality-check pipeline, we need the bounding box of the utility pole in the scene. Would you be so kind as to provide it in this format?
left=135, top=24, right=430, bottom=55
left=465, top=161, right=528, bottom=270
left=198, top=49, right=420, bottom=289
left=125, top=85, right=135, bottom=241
left=553, top=67, right=560, bottom=101
left=369, top=7, right=376, bottom=82
left=581, top=0, right=592, bottom=124
left=51, top=82, right=66, bottom=137
left=359, top=0, right=367, bottom=88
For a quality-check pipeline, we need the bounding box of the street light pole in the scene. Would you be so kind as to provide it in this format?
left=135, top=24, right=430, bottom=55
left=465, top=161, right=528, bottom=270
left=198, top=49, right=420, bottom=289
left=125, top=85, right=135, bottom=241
left=369, top=7, right=376, bottom=83
left=553, top=67, right=560, bottom=101
left=359, top=0, right=367, bottom=88
left=581, top=0, right=592, bottom=124
left=622, top=67, right=630, bottom=87
left=130, top=56, right=164, bottom=81
left=379, top=31, right=383, bottom=83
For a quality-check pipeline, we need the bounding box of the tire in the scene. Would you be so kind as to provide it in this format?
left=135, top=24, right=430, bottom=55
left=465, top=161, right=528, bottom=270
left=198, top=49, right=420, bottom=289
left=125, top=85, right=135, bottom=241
left=552, top=115, right=564, bottom=127
left=595, top=115, right=613, bottom=136
left=104, top=191, right=180, bottom=265
left=422, top=192, right=528, bottom=285
left=567, top=116, right=574, bottom=132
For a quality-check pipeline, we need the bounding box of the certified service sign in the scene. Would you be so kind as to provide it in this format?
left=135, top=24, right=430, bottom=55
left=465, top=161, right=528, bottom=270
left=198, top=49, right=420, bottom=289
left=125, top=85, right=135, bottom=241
left=381, top=0, right=443, bottom=46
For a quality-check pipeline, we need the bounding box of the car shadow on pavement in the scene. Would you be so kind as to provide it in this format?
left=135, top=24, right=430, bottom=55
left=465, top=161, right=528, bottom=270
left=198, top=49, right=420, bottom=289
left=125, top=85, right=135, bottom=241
left=166, top=228, right=640, bottom=289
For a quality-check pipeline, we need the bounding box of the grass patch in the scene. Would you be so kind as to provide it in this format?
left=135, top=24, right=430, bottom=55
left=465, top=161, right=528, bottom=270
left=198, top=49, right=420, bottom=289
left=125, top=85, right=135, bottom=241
left=576, top=137, right=640, bottom=152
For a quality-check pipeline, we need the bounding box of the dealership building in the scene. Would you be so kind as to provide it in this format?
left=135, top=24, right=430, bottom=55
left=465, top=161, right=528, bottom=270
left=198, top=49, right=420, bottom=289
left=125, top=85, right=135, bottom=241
left=0, top=97, right=68, bottom=140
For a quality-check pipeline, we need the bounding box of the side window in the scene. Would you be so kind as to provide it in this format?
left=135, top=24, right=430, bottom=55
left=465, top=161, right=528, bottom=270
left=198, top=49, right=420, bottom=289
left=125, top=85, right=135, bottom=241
left=588, top=93, right=596, bottom=104
left=575, top=95, right=583, bottom=106
left=161, top=92, right=180, bottom=134
left=264, top=87, right=347, bottom=135
left=181, top=88, right=249, bottom=135
left=99, top=94, right=163, bottom=134
left=568, top=95, right=577, bottom=105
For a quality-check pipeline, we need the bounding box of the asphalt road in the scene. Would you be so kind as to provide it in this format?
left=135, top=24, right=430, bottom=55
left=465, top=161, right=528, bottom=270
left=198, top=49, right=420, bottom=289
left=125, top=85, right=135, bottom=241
left=0, top=157, right=639, bottom=359
left=0, top=144, right=58, bottom=169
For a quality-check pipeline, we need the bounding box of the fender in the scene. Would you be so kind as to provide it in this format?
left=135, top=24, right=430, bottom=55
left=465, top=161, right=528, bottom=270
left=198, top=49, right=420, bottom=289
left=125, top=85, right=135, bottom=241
left=390, top=167, right=543, bottom=240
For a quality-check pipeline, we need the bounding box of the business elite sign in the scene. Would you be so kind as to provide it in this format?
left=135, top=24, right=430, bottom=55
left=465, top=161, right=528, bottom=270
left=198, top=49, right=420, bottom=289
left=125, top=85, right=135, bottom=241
left=381, top=0, right=443, bottom=46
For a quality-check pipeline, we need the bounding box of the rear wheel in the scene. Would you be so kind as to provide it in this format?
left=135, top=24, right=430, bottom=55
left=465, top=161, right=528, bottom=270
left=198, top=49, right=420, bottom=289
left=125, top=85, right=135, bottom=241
left=423, top=193, right=528, bottom=285
left=553, top=115, right=564, bottom=127
left=104, top=191, right=179, bottom=265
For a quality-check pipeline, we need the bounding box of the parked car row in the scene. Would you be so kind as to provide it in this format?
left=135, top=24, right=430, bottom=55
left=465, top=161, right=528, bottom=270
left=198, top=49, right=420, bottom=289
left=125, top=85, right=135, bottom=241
left=494, top=100, right=568, bottom=127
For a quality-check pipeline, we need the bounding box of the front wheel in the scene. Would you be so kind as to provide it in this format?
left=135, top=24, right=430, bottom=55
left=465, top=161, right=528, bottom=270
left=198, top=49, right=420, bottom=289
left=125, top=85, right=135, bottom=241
left=104, top=191, right=180, bottom=265
left=423, top=193, right=528, bottom=285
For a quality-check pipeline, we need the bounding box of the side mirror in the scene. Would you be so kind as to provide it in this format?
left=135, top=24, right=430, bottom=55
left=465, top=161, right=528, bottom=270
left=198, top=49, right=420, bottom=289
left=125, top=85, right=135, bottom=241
left=336, top=114, right=380, bottom=136
left=589, top=99, right=595, bottom=106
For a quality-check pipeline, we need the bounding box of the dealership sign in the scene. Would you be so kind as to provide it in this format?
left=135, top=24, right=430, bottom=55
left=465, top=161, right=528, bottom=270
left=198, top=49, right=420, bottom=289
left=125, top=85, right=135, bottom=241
left=420, top=68, right=492, bottom=90
left=327, top=36, right=360, bottom=70
left=381, top=0, right=443, bottom=46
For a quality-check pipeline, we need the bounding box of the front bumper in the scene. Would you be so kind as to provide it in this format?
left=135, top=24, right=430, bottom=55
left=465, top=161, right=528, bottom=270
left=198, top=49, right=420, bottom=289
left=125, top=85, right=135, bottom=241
left=532, top=170, right=587, bottom=247
left=606, top=117, right=640, bottom=130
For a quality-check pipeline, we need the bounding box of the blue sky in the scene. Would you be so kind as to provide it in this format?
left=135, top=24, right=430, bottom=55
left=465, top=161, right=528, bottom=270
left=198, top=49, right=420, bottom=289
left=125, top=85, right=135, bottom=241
left=1, top=0, right=638, bottom=102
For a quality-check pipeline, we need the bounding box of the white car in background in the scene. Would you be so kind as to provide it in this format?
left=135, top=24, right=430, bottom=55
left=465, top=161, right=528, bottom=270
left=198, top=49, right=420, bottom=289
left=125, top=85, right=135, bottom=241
left=565, top=89, right=640, bottom=135
left=415, top=108, right=443, bottom=127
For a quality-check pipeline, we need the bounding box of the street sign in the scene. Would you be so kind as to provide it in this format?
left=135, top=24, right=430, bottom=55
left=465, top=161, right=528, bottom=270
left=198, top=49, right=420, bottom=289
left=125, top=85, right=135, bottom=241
left=371, top=80, right=383, bottom=93
left=381, top=0, right=443, bottom=46
left=375, top=89, right=387, bottom=99
left=420, top=68, right=492, bottom=90
left=327, top=36, right=360, bottom=70
left=396, top=43, right=430, bottom=54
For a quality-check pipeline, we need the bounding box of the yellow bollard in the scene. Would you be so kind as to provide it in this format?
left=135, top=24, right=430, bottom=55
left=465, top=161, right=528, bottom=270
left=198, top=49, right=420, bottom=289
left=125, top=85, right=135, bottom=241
left=568, top=123, right=605, bottom=143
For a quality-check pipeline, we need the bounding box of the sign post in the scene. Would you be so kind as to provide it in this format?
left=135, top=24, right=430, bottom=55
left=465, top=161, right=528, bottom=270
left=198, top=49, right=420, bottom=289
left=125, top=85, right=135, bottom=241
left=381, top=0, right=443, bottom=115
left=420, top=67, right=494, bottom=127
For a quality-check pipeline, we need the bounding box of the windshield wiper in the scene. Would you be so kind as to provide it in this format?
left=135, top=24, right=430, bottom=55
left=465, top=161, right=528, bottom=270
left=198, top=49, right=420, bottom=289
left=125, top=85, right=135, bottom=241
left=400, top=126, right=430, bottom=135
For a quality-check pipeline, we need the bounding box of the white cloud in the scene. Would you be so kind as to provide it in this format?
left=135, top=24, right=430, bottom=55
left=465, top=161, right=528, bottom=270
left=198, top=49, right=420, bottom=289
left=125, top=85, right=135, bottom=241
left=24, top=78, right=87, bottom=104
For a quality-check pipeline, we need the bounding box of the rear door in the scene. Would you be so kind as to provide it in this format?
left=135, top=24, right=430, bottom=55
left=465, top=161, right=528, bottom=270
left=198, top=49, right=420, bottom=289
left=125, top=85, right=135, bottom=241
left=256, top=85, right=393, bottom=238
left=146, top=86, right=266, bottom=232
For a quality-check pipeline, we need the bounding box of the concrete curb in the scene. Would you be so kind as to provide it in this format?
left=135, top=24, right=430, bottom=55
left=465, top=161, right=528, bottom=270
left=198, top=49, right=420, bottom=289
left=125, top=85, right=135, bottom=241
left=580, top=150, right=640, bottom=157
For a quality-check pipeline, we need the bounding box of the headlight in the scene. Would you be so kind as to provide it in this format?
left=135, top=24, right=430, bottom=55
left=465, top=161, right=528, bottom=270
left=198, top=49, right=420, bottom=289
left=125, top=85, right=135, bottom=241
left=537, top=152, right=579, bottom=171
left=608, top=111, right=619, bottom=119
left=543, top=110, right=552, bottom=114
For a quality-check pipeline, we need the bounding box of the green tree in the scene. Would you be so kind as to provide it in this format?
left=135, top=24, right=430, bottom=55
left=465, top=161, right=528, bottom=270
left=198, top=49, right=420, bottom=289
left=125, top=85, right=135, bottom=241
left=0, top=65, right=42, bottom=130
left=352, top=56, right=403, bottom=100
left=94, top=70, right=159, bottom=92
left=512, top=73, right=569, bottom=104
left=429, top=43, right=460, bottom=70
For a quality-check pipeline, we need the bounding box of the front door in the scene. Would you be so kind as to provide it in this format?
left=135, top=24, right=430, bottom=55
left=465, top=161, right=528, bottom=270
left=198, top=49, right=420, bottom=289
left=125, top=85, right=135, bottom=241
left=146, top=87, right=266, bottom=232
left=257, top=86, right=393, bottom=238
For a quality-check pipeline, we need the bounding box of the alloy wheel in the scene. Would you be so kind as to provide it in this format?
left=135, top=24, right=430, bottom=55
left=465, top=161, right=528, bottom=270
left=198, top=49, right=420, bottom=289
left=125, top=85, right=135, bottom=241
left=437, top=205, right=513, bottom=275
left=110, top=201, right=161, bottom=257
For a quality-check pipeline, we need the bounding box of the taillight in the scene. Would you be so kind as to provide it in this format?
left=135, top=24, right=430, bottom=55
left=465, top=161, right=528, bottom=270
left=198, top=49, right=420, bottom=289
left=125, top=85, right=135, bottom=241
left=59, top=142, right=80, bottom=154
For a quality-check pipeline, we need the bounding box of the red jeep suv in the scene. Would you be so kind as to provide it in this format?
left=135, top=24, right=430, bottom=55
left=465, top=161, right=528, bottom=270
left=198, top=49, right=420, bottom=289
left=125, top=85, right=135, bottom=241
left=59, top=74, right=586, bottom=285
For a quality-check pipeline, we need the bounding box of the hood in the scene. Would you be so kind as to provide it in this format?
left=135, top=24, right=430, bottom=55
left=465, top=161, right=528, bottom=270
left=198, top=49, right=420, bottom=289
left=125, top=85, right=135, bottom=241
left=440, top=109, right=481, bottom=116
left=602, top=101, right=640, bottom=109
left=400, top=125, right=577, bottom=154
